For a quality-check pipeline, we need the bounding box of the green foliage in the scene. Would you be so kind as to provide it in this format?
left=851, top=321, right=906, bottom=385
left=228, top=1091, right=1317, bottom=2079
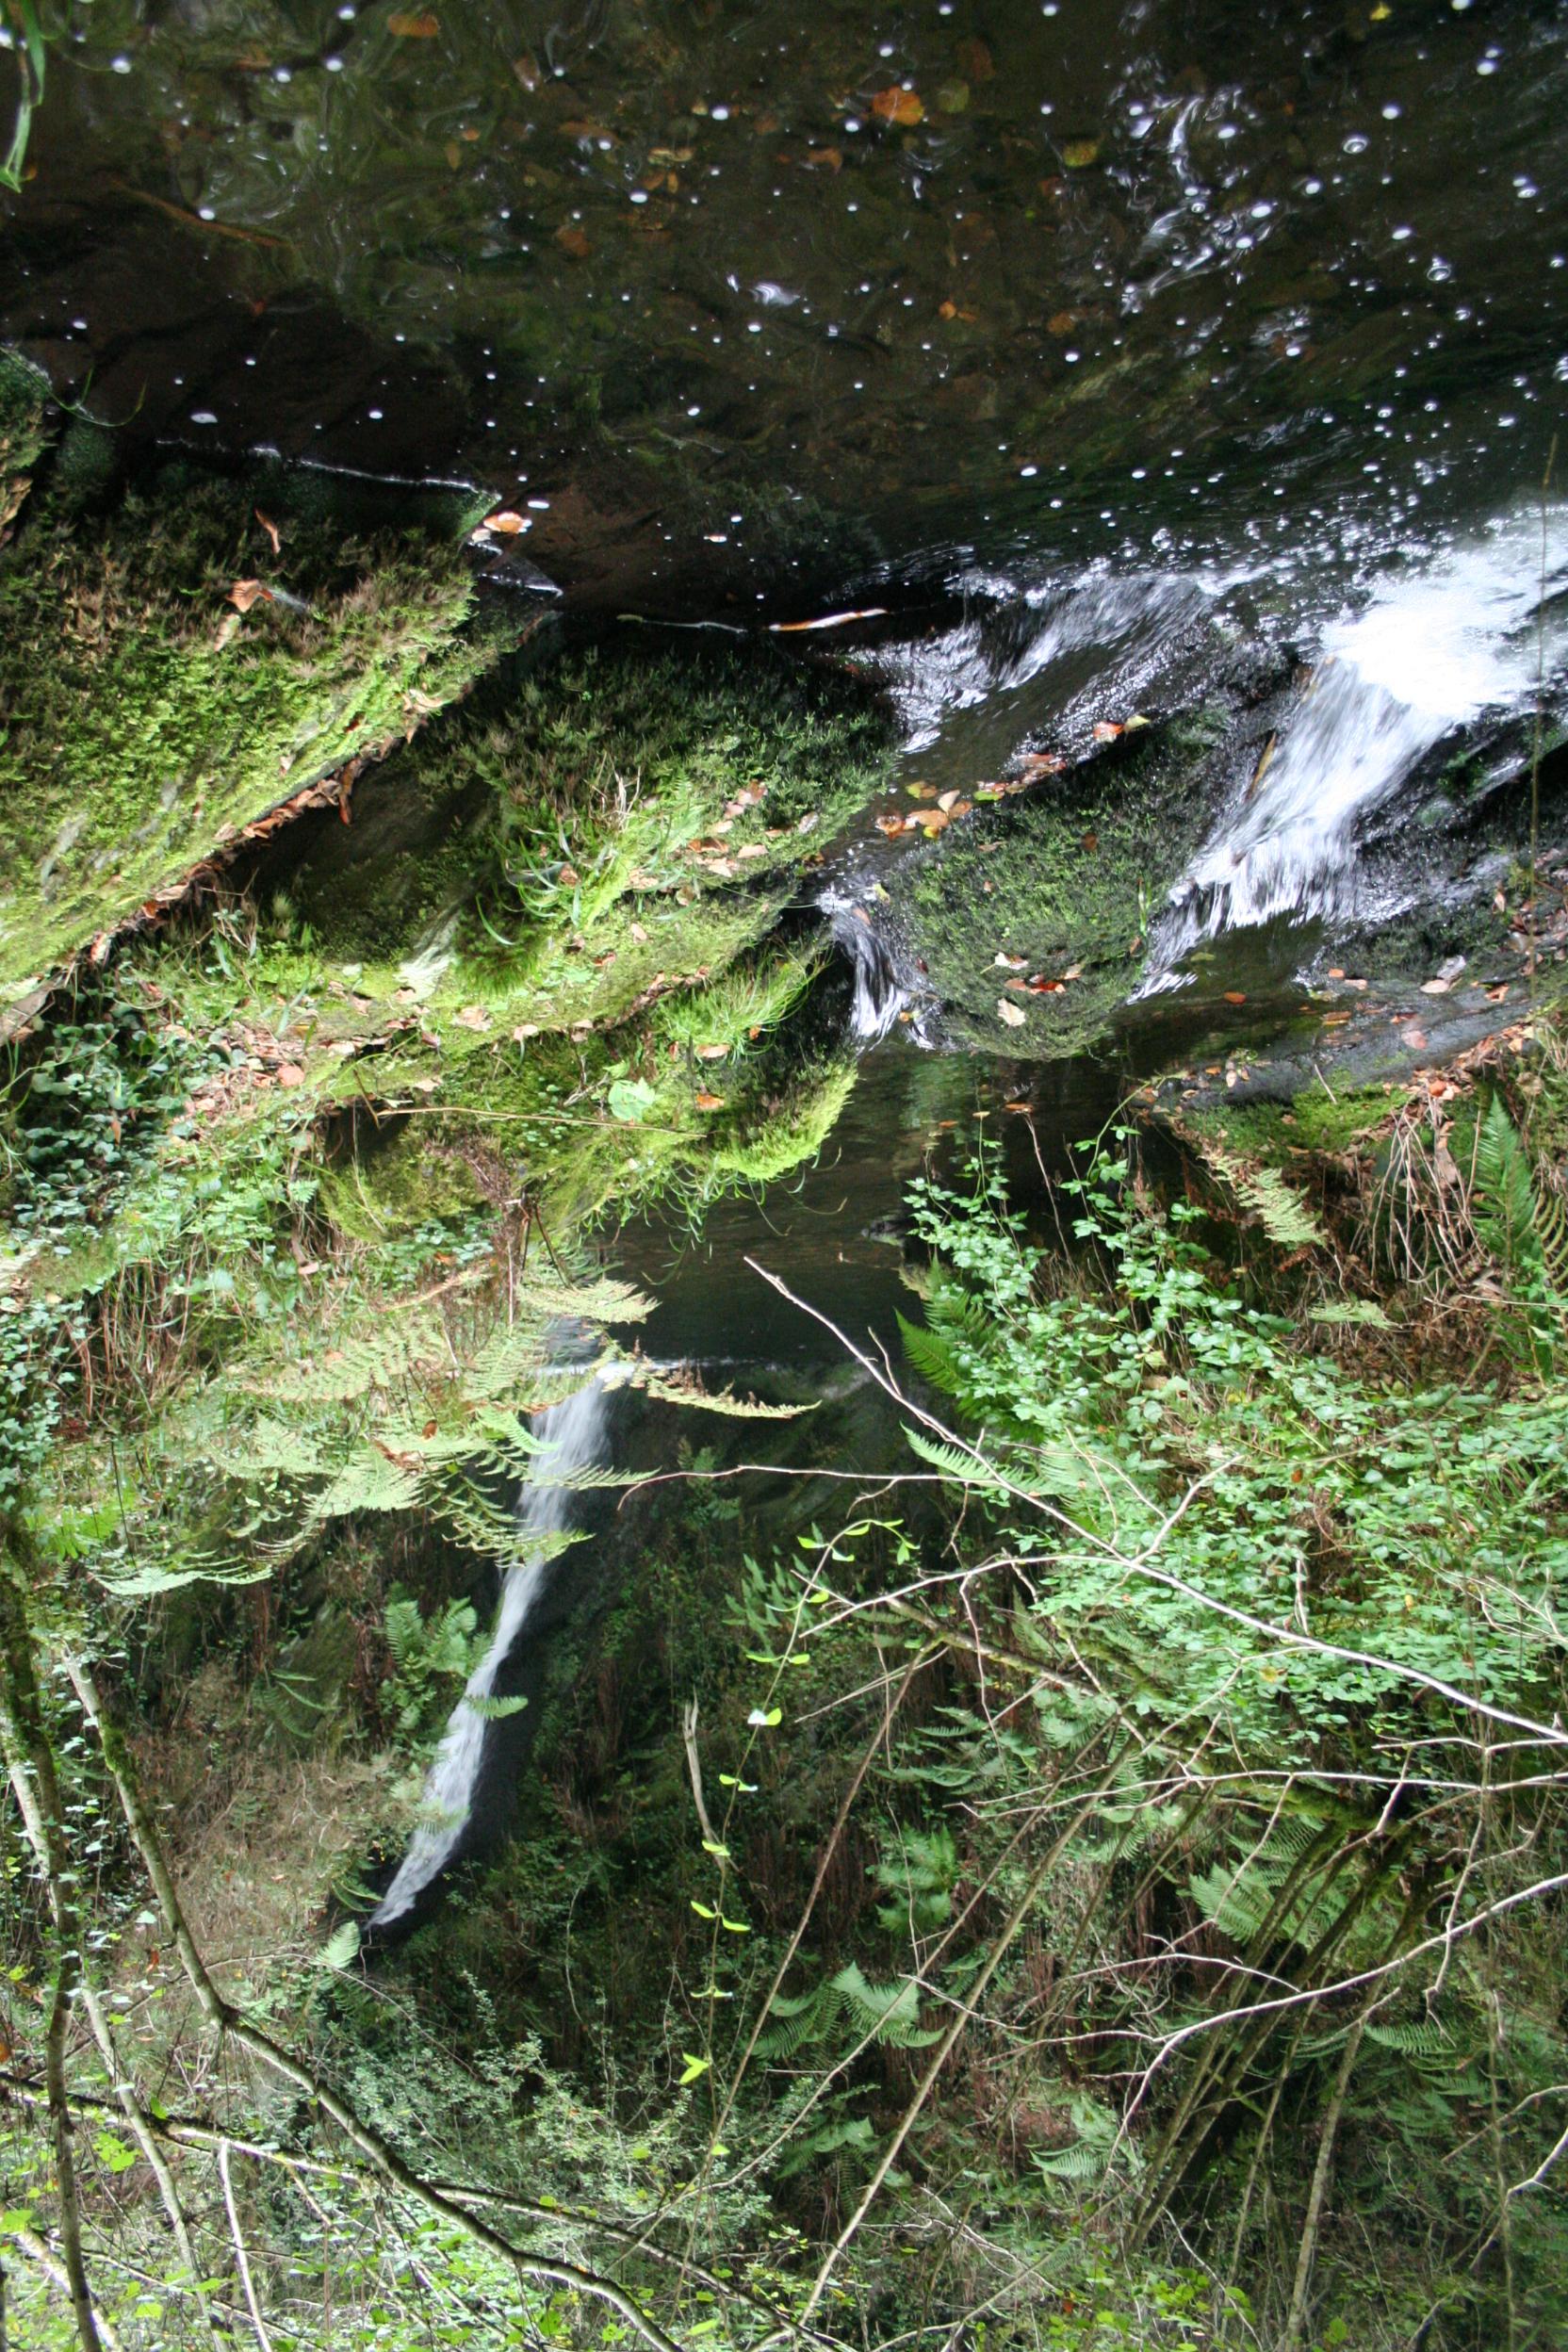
left=1475, top=1091, right=1568, bottom=1364
left=0, top=465, right=491, bottom=987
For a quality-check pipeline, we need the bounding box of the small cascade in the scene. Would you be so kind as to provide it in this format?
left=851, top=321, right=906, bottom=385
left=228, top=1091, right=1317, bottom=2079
left=819, top=885, right=913, bottom=1042
left=369, top=1372, right=609, bottom=1927
left=1141, top=511, right=1566, bottom=988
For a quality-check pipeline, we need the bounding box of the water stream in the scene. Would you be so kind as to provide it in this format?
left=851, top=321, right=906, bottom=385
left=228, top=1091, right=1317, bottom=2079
left=370, top=1370, right=611, bottom=1929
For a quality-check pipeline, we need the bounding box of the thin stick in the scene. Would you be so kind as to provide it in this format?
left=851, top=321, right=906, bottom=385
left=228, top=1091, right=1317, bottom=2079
left=219, top=2141, right=274, bottom=2352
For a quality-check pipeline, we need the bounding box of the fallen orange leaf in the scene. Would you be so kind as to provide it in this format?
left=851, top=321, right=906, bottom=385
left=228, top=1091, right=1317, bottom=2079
left=227, top=579, right=272, bottom=612
left=804, top=146, right=842, bottom=171
left=254, top=509, right=281, bottom=554
left=694, top=1090, right=727, bottom=1111
left=1093, top=721, right=1123, bottom=742
left=1223, top=990, right=1247, bottom=1004
left=485, top=510, right=529, bottom=532
left=872, top=86, right=925, bottom=125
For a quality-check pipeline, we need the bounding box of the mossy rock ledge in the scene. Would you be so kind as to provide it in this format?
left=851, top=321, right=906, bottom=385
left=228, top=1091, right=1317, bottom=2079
left=0, top=431, right=495, bottom=1000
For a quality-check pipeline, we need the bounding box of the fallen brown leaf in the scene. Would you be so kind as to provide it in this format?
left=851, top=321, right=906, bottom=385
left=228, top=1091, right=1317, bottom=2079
left=227, top=579, right=272, bottom=612
left=872, top=86, right=925, bottom=125
left=485, top=509, right=529, bottom=533
left=556, top=223, right=592, bottom=258
left=694, top=1090, right=727, bottom=1111
left=254, top=509, right=281, bottom=555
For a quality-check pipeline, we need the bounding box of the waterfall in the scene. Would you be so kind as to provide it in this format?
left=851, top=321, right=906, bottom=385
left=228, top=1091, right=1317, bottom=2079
left=368, top=1373, right=610, bottom=1927
left=1141, top=510, right=1566, bottom=987
left=819, top=885, right=911, bottom=1041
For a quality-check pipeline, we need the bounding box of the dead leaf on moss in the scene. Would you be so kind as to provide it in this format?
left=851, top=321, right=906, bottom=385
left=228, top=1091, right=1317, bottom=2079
left=997, top=997, right=1026, bottom=1027
left=694, top=1089, right=727, bottom=1110
left=254, top=509, right=281, bottom=555
left=227, top=579, right=272, bottom=612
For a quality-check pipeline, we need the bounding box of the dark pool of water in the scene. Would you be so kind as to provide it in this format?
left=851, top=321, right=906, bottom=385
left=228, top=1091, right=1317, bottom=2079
left=5, top=0, right=1564, bottom=609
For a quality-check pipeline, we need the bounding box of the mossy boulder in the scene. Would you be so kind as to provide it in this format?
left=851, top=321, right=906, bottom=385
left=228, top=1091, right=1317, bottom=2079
left=884, top=712, right=1228, bottom=1057
left=268, top=625, right=895, bottom=1037
left=0, top=460, right=496, bottom=995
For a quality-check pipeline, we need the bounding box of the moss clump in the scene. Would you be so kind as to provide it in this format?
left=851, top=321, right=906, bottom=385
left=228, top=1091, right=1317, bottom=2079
left=886, top=719, right=1216, bottom=1057
left=0, top=347, right=50, bottom=540
left=1183, top=1082, right=1402, bottom=1168
left=285, top=626, right=894, bottom=972
left=0, top=464, right=495, bottom=991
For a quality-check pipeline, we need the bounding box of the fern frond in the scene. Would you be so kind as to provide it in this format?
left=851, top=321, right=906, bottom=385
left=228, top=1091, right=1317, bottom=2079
left=902, top=1425, right=999, bottom=1487
left=1475, top=1095, right=1543, bottom=1277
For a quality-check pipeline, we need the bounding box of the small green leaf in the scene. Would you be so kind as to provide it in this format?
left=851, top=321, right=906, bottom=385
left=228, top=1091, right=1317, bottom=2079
left=678, top=2053, right=710, bottom=2086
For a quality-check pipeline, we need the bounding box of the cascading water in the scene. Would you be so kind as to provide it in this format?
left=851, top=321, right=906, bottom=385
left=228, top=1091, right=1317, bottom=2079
left=1140, top=509, right=1568, bottom=988
left=369, top=1372, right=609, bottom=1927
left=818, top=884, right=912, bottom=1042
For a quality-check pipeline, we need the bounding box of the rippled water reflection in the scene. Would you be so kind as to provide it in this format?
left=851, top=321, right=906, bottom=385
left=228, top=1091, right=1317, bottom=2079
left=4, top=0, right=1563, bottom=603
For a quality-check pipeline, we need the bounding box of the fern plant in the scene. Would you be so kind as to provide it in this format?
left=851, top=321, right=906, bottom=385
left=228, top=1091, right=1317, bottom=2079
left=1475, top=1092, right=1568, bottom=1366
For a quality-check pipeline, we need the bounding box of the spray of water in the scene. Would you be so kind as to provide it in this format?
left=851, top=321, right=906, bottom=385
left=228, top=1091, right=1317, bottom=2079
left=369, top=1375, right=609, bottom=1927
left=1142, top=510, right=1567, bottom=985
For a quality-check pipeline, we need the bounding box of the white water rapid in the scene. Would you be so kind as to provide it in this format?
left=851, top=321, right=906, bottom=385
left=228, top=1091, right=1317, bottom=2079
left=369, top=1373, right=609, bottom=1927
left=819, top=884, right=912, bottom=1041
left=1141, top=510, right=1567, bottom=986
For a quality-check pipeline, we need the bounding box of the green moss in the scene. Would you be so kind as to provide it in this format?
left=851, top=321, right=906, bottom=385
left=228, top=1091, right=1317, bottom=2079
left=269, top=623, right=891, bottom=1036
left=0, top=346, right=50, bottom=536
left=0, top=466, right=495, bottom=990
left=318, top=1131, right=487, bottom=1243
left=1184, top=1081, right=1402, bottom=1167
left=888, top=723, right=1214, bottom=1057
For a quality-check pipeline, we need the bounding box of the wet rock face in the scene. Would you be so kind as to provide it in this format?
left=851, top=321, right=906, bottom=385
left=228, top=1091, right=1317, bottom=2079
left=871, top=658, right=1294, bottom=1059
